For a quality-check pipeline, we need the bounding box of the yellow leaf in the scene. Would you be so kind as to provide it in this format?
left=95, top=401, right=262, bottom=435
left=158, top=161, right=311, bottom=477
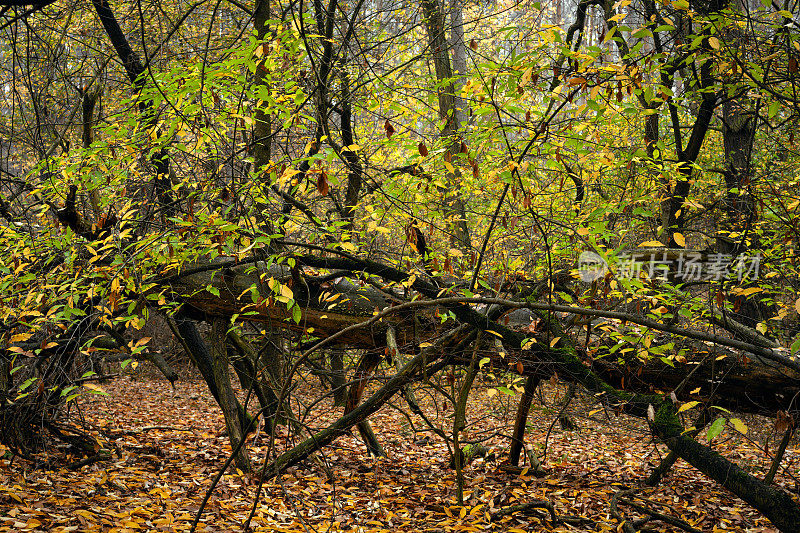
left=735, top=287, right=762, bottom=297
left=486, top=330, right=503, bottom=338
left=678, top=401, right=699, bottom=412
left=638, top=240, right=665, bottom=247
left=708, top=36, right=720, bottom=50
left=549, top=337, right=561, bottom=347
left=487, top=388, right=497, bottom=398
left=10, top=333, right=32, bottom=343
left=690, top=387, right=701, bottom=394
left=280, top=284, right=294, bottom=300
left=470, top=504, right=484, bottom=516
left=521, top=66, right=533, bottom=86
left=730, top=417, right=748, bottom=434
left=83, top=383, right=106, bottom=393
left=756, top=322, right=767, bottom=334
left=673, top=233, right=686, bottom=247
left=794, top=297, right=800, bottom=314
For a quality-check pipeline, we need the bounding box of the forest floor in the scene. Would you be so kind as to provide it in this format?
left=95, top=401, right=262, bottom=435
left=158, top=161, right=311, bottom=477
left=0, top=365, right=795, bottom=532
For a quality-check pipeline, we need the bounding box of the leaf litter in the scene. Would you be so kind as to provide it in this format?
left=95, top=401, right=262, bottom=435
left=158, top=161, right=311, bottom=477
left=0, top=369, right=792, bottom=532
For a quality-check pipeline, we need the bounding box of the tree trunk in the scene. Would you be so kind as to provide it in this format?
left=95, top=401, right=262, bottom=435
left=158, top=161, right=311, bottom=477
left=171, top=316, right=252, bottom=431
left=420, top=0, right=471, bottom=250
left=209, top=318, right=251, bottom=472
left=251, top=0, right=272, bottom=176
left=330, top=349, right=348, bottom=406
left=651, top=403, right=800, bottom=532
left=226, top=329, right=280, bottom=427
left=720, top=98, right=756, bottom=255
left=90, top=0, right=172, bottom=208
left=508, top=376, right=540, bottom=466
left=454, top=336, right=482, bottom=505
left=345, top=351, right=385, bottom=456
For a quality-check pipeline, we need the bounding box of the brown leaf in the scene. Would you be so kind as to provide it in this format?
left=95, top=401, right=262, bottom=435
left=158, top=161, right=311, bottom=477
left=418, top=142, right=429, bottom=157
left=444, top=255, right=453, bottom=274
left=790, top=56, right=798, bottom=74
left=470, top=39, right=478, bottom=51
left=384, top=119, right=395, bottom=138
left=405, top=222, right=427, bottom=257
left=776, top=410, right=794, bottom=434
left=316, top=171, right=329, bottom=196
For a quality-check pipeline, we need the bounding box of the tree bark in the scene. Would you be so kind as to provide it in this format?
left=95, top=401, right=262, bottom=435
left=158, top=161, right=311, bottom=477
left=330, top=349, right=348, bottom=406
left=508, top=375, right=541, bottom=466
left=251, top=0, right=272, bottom=177
left=90, top=0, right=172, bottom=207
left=209, top=318, right=251, bottom=472
left=420, top=0, right=471, bottom=250
left=651, top=402, right=800, bottom=532
left=345, top=351, right=385, bottom=456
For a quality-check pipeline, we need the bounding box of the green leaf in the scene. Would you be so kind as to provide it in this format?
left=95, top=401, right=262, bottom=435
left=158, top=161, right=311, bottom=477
left=18, top=377, right=36, bottom=393
left=707, top=417, right=726, bottom=441
left=791, top=335, right=800, bottom=356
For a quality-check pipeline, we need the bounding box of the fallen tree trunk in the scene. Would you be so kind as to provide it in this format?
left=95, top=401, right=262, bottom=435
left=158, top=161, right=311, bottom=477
left=164, top=257, right=800, bottom=416
left=650, top=402, right=800, bottom=532
left=165, top=254, right=800, bottom=531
